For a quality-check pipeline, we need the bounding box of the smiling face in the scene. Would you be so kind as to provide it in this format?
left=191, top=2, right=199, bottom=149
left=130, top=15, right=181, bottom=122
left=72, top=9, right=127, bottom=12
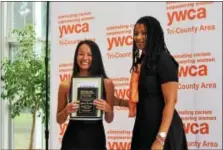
left=76, top=43, right=92, bottom=72
left=133, top=23, right=147, bottom=53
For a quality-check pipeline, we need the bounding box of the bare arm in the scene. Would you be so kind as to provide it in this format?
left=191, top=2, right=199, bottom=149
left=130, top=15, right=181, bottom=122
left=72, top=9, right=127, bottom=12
left=158, top=82, right=178, bottom=134
left=56, top=80, right=78, bottom=124
left=104, top=79, right=115, bottom=123
left=56, top=82, right=69, bottom=124
left=151, top=52, right=179, bottom=149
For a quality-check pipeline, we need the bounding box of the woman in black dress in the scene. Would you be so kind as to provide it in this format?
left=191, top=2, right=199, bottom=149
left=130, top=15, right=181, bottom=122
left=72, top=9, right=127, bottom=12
left=129, top=16, right=188, bottom=150
left=56, top=40, right=115, bottom=150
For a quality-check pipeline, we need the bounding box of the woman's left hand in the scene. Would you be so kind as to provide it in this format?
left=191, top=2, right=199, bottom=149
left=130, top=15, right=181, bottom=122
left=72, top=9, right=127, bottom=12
left=151, top=139, right=164, bottom=150
left=93, top=99, right=112, bottom=113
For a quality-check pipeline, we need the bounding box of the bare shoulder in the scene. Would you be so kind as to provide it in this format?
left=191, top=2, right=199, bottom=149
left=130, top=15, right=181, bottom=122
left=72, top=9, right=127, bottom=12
left=104, top=78, right=114, bottom=90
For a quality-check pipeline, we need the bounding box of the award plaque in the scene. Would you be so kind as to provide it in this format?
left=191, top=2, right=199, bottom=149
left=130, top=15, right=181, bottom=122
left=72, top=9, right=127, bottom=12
left=70, top=77, right=103, bottom=120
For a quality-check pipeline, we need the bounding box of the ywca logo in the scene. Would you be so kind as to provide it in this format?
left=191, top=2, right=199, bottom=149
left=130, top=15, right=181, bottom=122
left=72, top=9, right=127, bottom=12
left=107, top=35, right=133, bottom=51
left=59, top=23, right=89, bottom=38
left=167, top=7, right=206, bottom=26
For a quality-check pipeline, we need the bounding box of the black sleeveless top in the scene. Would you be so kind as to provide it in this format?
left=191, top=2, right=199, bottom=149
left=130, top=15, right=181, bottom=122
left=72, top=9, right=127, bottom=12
left=61, top=78, right=107, bottom=150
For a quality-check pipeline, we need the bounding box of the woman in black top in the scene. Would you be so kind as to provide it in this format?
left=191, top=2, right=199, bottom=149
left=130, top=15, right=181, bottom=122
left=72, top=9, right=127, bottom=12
left=56, top=40, right=115, bottom=150
left=129, top=16, right=188, bottom=150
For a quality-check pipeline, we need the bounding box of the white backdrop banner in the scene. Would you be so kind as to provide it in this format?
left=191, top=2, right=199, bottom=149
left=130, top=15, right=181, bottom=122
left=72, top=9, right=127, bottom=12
left=50, top=2, right=222, bottom=149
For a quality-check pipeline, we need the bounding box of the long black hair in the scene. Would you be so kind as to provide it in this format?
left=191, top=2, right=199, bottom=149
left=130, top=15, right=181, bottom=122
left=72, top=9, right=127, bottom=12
left=130, top=16, right=169, bottom=72
left=68, top=40, right=108, bottom=101
left=72, top=40, right=108, bottom=78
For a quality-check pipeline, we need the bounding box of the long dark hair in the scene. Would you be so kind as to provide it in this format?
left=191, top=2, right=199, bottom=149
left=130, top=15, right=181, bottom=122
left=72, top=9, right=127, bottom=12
left=69, top=40, right=108, bottom=101
left=72, top=40, right=108, bottom=78
left=130, top=16, right=170, bottom=72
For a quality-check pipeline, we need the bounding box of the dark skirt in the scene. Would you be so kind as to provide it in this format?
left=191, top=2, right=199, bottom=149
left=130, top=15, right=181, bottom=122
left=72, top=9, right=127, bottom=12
left=61, top=120, right=106, bottom=150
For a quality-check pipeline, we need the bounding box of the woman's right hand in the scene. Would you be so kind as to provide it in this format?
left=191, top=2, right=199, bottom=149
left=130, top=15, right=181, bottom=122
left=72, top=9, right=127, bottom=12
left=64, top=101, right=79, bottom=115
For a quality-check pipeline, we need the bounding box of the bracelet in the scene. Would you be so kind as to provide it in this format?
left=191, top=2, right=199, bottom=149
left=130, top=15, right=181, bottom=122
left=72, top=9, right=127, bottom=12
left=156, top=135, right=165, bottom=146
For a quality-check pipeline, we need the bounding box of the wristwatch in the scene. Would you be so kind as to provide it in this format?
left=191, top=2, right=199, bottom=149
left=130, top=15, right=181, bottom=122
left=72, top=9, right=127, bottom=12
left=156, top=132, right=167, bottom=145
left=158, top=132, right=167, bottom=139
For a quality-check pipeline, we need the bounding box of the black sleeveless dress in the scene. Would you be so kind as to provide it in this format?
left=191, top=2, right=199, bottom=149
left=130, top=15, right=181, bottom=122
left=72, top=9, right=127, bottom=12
left=131, top=51, right=188, bottom=150
left=61, top=81, right=107, bottom=150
